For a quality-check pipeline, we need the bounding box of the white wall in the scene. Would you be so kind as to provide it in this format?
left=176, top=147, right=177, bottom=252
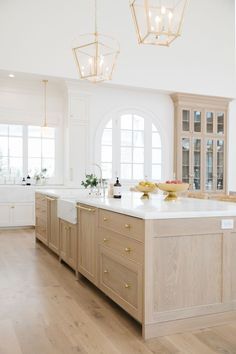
left=0, top=0, right=234, bottom=97
left=0, top=77, right=66, bottom=183
left=65, top=81, right=174, bottom=186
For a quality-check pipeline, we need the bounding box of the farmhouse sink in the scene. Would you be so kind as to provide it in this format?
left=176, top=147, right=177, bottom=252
left=57, top=198, right=77, bottom=224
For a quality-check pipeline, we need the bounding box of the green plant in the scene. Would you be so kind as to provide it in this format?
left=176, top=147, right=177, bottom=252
left=81, top=174, right=99, bottom=188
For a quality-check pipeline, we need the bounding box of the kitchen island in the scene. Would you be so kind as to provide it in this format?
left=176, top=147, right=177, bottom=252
left=35, top=190, right=236, bottom=339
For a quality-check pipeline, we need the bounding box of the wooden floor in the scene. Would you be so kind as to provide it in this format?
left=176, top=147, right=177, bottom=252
left=1, top=230, right=236, bottom=354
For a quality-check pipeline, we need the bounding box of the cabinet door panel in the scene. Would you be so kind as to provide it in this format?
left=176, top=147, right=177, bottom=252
left=0, top=205, right=11, bottom=226
left=181, top=138, right=190, bottom=184
left=193, top=111, right=202, bottom=133
left=67, top=225, right=77, bottom=270
left=216, top=139, right=224, bottom=191
left=193, top=138, right=201, bottom=191
left=153, top=233, right=222, bottom=312
left=13, top=204, right=34, bottom=226
left=205, top=139, right=214, bottom=191
left=182, top=109, right=190, bottom=132
left=59, top=220, right=67, bottom=262
left=78, top=205, right=98, bottom=285
left=48, top=199, right=59, bottom=255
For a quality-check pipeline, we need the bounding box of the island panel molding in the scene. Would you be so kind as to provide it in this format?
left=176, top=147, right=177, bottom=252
left=171, top=93, right=231, bottom=195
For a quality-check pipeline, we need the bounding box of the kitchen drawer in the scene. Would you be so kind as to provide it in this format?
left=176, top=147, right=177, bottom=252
left=98, top=209, right=144, bottom=242
left=99, top=247, right=142, bottom=321
left=99, top=228, right=143, bottom=264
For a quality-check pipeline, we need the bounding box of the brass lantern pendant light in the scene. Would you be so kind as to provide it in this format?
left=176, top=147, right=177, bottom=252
left=130, top=0, right=189, bottom=46
left=42, top=79, right=48, bottom=127
left=72, top=0, right=120, bottom=83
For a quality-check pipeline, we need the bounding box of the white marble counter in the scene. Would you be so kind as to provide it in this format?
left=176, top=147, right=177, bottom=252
left=36, top=189, right=236, bottom=220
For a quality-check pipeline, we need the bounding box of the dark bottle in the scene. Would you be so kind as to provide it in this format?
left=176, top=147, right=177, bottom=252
left=22, top=177, right=26, bottom=186
left=26, top=175, right=31, bottom=186
left=113, top=177, right=122, bottom=199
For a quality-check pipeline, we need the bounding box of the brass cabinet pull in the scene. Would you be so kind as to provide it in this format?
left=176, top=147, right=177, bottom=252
left=103, top=217, right=108, bottom=221
left=76, top=205, right=96, bottom=213
left=103, top=269, right=108, bottom=274
left=124, top=223, right=131, bottom=229
left=103, top=238, right=108, bottom=243
left=46, top=196, right=56, bottom=201
left=125, top=247, right=131, bottom=253
left=124, top=283, right=131, bottom=289
left=11, top=205, right=15, bottom=209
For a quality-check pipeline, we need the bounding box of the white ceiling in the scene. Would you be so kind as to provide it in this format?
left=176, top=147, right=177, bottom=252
left=0, top=0, right=235, bottom=97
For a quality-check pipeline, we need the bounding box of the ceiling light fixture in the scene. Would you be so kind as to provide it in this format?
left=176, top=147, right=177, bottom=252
left=42, top=80, right=48, bottom=127
left=72, top=0, right=120, bottom=83
left=130, top=0, right=189, bottom=46
left=8, top=74, right=15, bottom=78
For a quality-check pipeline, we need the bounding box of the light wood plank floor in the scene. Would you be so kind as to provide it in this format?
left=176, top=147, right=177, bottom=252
left=1, top=229, right=236, bottom=354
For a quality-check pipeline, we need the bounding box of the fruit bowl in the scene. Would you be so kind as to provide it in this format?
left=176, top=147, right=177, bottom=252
left=158, top=181, right=189, bottom=201
left=135, top=181, right=158, bottom=199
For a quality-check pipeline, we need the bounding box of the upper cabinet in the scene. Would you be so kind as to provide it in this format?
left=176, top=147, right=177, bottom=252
left=172, top=94, right=231, bottom=194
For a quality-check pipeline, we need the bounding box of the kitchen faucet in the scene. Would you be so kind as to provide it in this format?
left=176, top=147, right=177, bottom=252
left=93, top=163, right=106, bottom=198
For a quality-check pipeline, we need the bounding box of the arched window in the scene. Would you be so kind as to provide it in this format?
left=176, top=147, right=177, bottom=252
left=100, top=113, right=162, bottom=182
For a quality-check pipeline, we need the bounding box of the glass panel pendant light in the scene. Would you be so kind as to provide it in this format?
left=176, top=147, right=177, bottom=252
left=72, top=0, right=120, bottom=83
left=42, top=79, right=48, bottom=127
left=130, top=0, right=189, bottom=46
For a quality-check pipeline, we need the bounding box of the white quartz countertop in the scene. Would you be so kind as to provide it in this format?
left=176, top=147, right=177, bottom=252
left=36, top=189, right=236, bottom=220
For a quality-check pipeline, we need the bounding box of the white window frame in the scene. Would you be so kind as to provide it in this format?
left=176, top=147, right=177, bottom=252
left=98, top=109, right=163, bottom=184
left=0, top=123, right=63, bottom=184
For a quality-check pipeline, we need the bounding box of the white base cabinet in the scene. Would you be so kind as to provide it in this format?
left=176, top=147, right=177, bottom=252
left=0, top=203, right=34, bottom=227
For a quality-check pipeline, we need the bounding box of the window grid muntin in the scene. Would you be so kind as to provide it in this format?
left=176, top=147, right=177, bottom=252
left=0, top=123, right=56, bottom=179
left=100, top=114, right=162, bottom=182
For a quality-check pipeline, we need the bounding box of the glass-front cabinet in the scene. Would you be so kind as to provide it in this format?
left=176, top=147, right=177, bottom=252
left=173, top=94, right=229, bottom=194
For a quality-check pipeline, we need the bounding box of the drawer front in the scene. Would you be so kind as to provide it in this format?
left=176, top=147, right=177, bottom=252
left=98, top=209, right=144, bottom=242
left=99, top=247, right=142, bottom=321
left=99, top=228, right=143, bottom=264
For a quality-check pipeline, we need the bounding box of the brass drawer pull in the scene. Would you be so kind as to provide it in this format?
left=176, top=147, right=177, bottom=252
left=125, top=247, right=131, bottom=253
left=124, top=283, right=131, bottom=289
left=11, top=205, right=15, bottom=209
left=103, top=217, right=108, bottom=221
left=103, top=238, right=109, bottom=243
left=76, top=205, right=96, bottom=212
left=103, top=269, right=108, bottom=274
left=124, top=223, right=131, bottom=229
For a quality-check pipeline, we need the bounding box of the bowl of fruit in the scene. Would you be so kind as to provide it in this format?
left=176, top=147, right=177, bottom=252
left=135, top=180, right=158, bottom=199
left=158, top=180, right=189, bottom=201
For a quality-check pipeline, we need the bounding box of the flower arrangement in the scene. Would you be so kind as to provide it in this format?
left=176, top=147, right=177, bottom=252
left=81, top=174, right=99, bottom=189
left=34, top=168, right=48, bottom=184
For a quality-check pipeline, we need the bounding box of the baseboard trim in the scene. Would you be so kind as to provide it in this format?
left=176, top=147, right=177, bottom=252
left=143, top=310, right=236, bottom=339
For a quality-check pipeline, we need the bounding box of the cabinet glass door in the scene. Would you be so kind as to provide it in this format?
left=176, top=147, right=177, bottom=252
left=206, top=112, right=214, bottom=133
left=182, top=110, right=190, bottom=132
left=182, top=138, right=190, bottom=183
left=206, top=139, right=214, bottom=191
left=194, top=111, right=201, bottom=133
left=217, top=113, right=224, bottom=135
left=193, top=138, right=201, bottom=190
left=216, top=140, right=224, bottom=190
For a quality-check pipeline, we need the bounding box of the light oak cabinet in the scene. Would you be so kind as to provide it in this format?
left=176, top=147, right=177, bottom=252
left=172, top=93, right=230, bottom=194
left=35, top=193, right=59, bottom=254
left=77, top=204, right=98, bottom=286
left=47, top=197, right=59, bottom=255
left=35, top=193, right=48, bottom=245
left=77, top=205, right=144, bottom=322
left=59, top=219, right=77, bottom=270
